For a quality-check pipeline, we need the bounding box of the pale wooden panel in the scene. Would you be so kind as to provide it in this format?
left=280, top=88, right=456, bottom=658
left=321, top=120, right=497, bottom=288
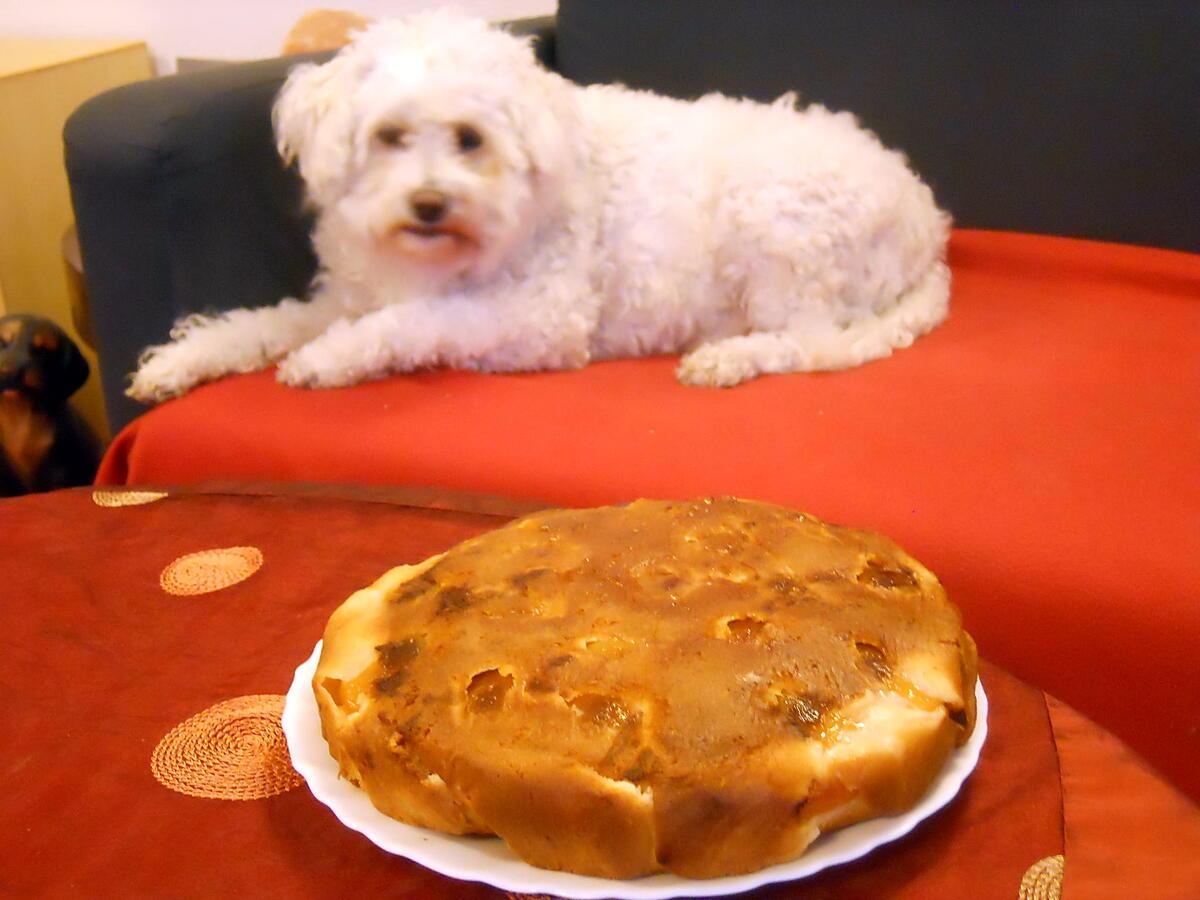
left=0, top=40, right=152, bottom=440
left=0, top=38, right=145, bottom=78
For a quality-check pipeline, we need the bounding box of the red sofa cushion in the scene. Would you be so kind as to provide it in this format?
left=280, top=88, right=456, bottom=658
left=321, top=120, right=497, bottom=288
left=97, top=229, right=1200, bottom=797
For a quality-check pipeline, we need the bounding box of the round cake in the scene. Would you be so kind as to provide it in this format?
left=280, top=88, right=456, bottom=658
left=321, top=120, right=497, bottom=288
left=313, top=498, right=978, bottom=879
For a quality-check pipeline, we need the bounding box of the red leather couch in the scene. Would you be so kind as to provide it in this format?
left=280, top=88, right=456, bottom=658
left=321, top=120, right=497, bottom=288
left=97, top=229, right=1200, bottom=799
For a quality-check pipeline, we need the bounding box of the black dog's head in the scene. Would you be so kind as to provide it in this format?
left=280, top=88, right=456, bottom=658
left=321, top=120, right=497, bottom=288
left=0, top=315, right=89, bottom=406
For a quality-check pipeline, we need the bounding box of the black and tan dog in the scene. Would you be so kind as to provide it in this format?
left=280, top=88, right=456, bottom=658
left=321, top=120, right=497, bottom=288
left=0, top=314, right=101, bottom=496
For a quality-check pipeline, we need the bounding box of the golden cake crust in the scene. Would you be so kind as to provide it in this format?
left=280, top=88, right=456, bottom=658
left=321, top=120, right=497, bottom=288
left=314, top=498, right=977, bottom=878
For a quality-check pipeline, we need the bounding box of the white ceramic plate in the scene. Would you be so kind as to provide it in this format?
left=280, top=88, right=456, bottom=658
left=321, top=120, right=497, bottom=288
left=283, top=641, right=988, bottom=899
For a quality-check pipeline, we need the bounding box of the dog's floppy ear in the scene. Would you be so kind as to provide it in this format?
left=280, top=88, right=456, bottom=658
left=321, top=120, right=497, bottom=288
left=274, top=51, right=370, bottom=205
left=53, top=331, right=90, bottom=401
left=509, top=67, right=578, bottom=188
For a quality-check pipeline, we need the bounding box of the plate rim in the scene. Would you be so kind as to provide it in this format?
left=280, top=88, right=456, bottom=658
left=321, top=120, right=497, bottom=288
left=283, top=640, right=988, bottom=899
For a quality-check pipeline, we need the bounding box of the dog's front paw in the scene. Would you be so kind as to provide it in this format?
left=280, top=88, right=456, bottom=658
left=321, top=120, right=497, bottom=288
left=127, top=344, right=205, bottom=403
left=276, top=345, right=367, bottom=389
left=676, top=345, right=757, bottom=388
left=276, top=352, right=335, bottom=388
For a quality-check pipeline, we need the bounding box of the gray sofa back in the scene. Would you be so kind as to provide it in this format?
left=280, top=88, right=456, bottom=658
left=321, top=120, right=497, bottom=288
left=65, top=2, right=1198, bottom=430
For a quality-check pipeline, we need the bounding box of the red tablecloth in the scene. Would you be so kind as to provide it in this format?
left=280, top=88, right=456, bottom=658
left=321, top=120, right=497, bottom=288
left=3, top=486, right=1199, bottom=898
left=95, top=230, right=1200, bottom=800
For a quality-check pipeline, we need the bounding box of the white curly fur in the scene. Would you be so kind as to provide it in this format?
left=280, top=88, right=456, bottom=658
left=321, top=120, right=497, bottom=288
left=128, top=12, right=951, bottom=402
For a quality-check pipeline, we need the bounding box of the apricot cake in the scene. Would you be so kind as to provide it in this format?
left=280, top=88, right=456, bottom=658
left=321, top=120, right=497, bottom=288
left=313, top=498, right=977, bottom=878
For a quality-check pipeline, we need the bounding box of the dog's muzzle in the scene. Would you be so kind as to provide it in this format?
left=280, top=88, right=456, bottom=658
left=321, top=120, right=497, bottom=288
left=384, top=191, right=480, bottom=263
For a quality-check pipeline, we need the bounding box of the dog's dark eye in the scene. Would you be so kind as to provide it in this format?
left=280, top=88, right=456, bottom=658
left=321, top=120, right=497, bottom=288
left=375, top=125, right=407, bottom=148
left=455, top=124, right=483, bottom=152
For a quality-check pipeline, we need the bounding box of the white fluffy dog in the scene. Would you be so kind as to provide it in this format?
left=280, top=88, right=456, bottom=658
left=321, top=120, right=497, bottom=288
left=128, top=12, right=950, bottom=402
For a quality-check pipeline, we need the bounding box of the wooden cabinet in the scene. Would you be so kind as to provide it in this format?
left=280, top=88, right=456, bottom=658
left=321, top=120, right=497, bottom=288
left=0, top=38, right=153, bottom=439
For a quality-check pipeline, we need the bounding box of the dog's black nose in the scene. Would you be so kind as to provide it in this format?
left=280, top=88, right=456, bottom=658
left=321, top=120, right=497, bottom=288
left=411, top=190, right=449, bottom=225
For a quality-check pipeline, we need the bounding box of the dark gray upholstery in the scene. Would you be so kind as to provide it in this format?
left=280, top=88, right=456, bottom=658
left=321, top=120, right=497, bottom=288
left=555, top=0, right=1200, bottom=254
left=64, top=4, right=1198, bottom=431
left=65, top=55, right=323, bottom=430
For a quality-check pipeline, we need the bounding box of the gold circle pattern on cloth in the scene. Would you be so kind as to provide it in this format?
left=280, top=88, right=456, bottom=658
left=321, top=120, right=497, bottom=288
left=92, top=489, right=169, bottom=508
left=1019, top=854, right=1064, bottom=900
left=160, top=546, right=263, bottom=596
left=150, top=694, right=304, bottom=800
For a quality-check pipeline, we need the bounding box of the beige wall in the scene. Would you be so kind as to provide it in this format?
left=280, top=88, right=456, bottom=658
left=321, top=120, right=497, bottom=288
left=0, top=39, right=154, bottom=440
left=0, top=1, right=555, bottom=74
